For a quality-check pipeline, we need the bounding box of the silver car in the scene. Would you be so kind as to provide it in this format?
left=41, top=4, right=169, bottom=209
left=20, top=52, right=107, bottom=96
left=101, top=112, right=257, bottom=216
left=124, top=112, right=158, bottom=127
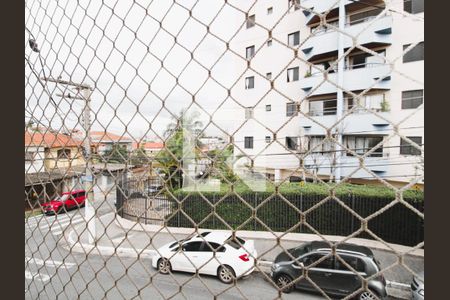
left=411, top=271, right=424, bottom=300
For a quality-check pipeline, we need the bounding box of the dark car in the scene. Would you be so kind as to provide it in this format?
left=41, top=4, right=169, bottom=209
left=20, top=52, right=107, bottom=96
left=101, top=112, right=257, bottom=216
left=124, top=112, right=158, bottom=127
left=270, top=241, right=387, bottom=300
left=42, top=190, right=86, bottom=215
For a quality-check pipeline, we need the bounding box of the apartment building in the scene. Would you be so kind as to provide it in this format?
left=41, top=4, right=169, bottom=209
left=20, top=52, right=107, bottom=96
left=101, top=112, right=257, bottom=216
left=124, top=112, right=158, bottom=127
left=231, top=0, right=424, bottom=186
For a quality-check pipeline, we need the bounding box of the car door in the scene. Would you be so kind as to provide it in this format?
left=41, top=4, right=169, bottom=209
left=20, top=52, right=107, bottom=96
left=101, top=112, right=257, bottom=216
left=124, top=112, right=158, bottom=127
left=330, top=254, right=365, bottom=295
left=76, top=191, right=86, bottom=206
left=198, top=242, right=226, bottom=275
left=300, top=253, right=336, bottom=294
left=175, top=241, right=204, bottom=273
left=65, top=193, right=76, bottom=209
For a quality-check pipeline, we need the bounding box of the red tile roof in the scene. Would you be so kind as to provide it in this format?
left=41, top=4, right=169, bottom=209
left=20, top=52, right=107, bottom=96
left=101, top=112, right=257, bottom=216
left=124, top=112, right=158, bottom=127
left=141, top=142, right=164, bottom=149
left=25, top=131, right=81, bottom=148
left=90, top=131, right=132, bottom=142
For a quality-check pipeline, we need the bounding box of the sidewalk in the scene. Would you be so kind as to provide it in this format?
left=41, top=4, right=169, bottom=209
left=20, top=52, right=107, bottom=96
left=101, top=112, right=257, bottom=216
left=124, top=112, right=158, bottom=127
left=63, top=213, right=421, bottom=299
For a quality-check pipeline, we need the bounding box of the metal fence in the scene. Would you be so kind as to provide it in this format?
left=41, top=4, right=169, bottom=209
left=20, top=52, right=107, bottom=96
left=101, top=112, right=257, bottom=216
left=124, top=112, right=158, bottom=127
left=117, top=181, right=424, bottom=247
left=25, top=0, right=424, bottom=299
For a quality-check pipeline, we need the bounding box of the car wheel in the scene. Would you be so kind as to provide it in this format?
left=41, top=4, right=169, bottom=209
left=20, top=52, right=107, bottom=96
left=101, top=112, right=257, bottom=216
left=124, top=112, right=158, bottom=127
left=276, top=274, right=294, bottom=293
left=217, top=265, right=236, bottom=284
left=359, top=290, right=379, bottom=300
left=57, top=206, right=64, bottom=214
left=157, top=258, right=171, bottom=274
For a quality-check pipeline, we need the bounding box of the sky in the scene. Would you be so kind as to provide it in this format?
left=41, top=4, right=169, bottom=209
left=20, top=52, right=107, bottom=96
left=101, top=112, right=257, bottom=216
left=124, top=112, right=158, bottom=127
left=25, top=0, right=256, bottom=141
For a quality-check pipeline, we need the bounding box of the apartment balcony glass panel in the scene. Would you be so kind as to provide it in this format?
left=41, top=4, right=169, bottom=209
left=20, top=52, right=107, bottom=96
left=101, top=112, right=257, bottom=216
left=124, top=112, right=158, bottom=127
left=301, top=15, right=393, bottom=61
left=300, top=63, right=391, bottom=97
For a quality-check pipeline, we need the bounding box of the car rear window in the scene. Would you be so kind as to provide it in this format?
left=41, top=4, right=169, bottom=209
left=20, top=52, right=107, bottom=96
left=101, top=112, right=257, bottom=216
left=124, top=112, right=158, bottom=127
left=225, top=236, right=246, bottom=249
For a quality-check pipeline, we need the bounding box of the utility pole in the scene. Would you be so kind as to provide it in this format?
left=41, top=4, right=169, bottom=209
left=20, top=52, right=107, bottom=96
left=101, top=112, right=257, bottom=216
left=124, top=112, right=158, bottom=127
left=43, top=77, right=96, bottom=244
left=335, top=0, right=346, bottom=183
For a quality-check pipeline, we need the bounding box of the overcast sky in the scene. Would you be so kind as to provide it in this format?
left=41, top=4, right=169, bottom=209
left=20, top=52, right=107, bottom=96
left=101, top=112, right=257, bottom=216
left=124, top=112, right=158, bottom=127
left=25, top=0, right=258, bottom=141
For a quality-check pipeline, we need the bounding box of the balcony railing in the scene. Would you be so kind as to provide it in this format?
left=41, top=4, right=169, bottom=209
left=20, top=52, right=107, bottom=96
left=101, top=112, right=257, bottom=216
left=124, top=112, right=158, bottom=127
left=311, top=15, right=381, bottom=36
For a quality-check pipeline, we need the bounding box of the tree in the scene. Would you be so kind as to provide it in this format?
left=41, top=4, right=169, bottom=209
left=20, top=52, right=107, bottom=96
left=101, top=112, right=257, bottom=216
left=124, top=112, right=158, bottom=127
left=103, top=144, right=129, bottom=164
left=156, top=110, right=204, bottom=189
left=130, top=147, right=150, bottom=166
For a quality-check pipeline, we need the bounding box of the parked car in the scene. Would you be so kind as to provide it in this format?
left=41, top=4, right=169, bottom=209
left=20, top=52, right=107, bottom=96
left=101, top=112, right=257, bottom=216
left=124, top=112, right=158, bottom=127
left=270, top=241, right=387, bottom=300
left=152, top=231, right=257, bottom=283
left=42, top=190, right=86, bottom=215
left=411, top=271, right=424, bottom=300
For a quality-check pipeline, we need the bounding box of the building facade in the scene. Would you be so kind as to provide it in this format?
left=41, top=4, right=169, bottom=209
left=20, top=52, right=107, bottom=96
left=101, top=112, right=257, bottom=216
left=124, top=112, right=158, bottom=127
left=230, top=0, right=424, bottom=186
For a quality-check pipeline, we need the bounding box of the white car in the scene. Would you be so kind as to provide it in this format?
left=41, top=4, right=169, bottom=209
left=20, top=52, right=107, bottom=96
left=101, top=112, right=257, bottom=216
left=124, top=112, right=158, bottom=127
left=151, top=231, right=257, bottom=283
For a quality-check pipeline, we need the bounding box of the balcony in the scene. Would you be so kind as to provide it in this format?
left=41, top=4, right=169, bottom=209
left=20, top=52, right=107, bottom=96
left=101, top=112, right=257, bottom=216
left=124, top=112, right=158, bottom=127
left=302, top=0, right=384, bottom=24
left=301, top=15, right=392, bottom=61
left=304, top=154, right=389, bottom=178
left=299, top=63, right=391, bottom=97
left=300, top=111, right=391, bottom=135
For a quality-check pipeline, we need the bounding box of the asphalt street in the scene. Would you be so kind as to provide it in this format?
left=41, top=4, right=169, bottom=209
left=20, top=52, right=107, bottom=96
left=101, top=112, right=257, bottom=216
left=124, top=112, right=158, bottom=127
left=25, top=177, right=411, bottom=299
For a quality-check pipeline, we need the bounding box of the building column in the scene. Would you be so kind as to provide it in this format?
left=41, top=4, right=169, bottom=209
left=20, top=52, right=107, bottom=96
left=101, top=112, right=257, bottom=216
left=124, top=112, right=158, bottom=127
left=274, top=169, right=282, bottom=183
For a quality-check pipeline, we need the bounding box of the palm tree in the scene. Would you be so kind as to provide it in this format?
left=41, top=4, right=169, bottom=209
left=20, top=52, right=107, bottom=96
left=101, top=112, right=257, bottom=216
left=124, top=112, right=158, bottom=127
left=156, top=109, right=204, bottom=189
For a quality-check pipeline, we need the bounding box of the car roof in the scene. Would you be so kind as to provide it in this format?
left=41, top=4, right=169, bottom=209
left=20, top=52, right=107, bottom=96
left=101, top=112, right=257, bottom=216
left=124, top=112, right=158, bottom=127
left=309, top=241, right=374, bottom=257
left=190, top=231, right=231, bottom=244
left=62, top=189, right=86, bottom=195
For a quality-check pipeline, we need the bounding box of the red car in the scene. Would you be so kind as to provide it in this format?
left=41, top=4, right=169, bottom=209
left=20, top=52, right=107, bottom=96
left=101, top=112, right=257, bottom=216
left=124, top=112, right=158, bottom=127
left=42, top=190, right=86, bottom=215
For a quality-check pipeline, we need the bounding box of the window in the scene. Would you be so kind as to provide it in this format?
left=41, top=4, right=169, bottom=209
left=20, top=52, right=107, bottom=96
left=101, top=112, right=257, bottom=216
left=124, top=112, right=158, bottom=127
left=246, top=14, right=255, bottom=29
left=267, top=7, right=273, bottom=15
left=403, top=42, right=424, bottom=63
left=25, top=152, right=35, bottom=162
left=182, top=241, right=203, bottom=252
left=267, top=39, right=272, bottom=47
left=57, top=149, right=71, bottom=159
left=245, top=107, right=253, bottom=119
left=345, top=136, right=384, bottom=157
left=286, top=102, right=298, bottom=116
left=265, top=136, right=271, bottom=143
left=266, top=72, right=272, bottom=80
left=265, top=104, right=271, bottom=111
left=202, top=242, right=226, bottom=252
left=404, top=0, right=424, bottom=14
left=308, top=136, right=334, bottom=155
left=225, top=236, right=246, bottom=249
left=303, top=254, right=334, bottom=269
left=288, top=0, right=300, bottom=11
left=402, top=90, right=424, bottom=109
left=244, top=137, right=254, bottom=149
left=288, top=31, right=300, bottom=46
left=287, top=67, right=299, bottom=82
left=286, top=137, right=298, bottom=150
left=335, top=255, right=366, bottom=273
left=246, top=45, right=255, bottom=60
left=245, top=76, right=255, bottom=89
left=400, top=136, right=422, bottom=155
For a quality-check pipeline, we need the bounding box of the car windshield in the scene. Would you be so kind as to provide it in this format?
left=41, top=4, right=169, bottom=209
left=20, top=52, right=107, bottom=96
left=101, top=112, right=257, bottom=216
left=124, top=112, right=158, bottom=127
left=54, top=194, right=70, bottom=201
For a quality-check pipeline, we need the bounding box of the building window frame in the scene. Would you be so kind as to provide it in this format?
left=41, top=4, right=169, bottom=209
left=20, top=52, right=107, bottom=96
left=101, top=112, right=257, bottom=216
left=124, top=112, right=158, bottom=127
left=287, top=67, right=299, bottom=82
left=245, top=76, right=255, bottom=89
left=244, top=136, right=254, bottom=149
left=57, top=148, right=72, bottom=159
left=400, top=136, right=422, bottom=155
left=402, top=90, right=424, bottom=109
left=286, top=102, right=298, bottom=117
left=246, top=14, right=256, bottom=29
left=404, top=0, right=424, bottom=14
left=267, top=7, right=273, bottom=15
left=288, top=31, right=300, bottom=47
left=403, top=42, right=424, bottom=63
left=246, top=45, right=255, bottom=60
left=265, top=136, right=271, bottom=143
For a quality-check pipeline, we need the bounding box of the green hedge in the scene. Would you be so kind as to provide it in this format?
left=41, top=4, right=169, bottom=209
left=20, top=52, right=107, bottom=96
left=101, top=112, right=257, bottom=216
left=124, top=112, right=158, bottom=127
left=166, top=183, right=424, bottom=246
